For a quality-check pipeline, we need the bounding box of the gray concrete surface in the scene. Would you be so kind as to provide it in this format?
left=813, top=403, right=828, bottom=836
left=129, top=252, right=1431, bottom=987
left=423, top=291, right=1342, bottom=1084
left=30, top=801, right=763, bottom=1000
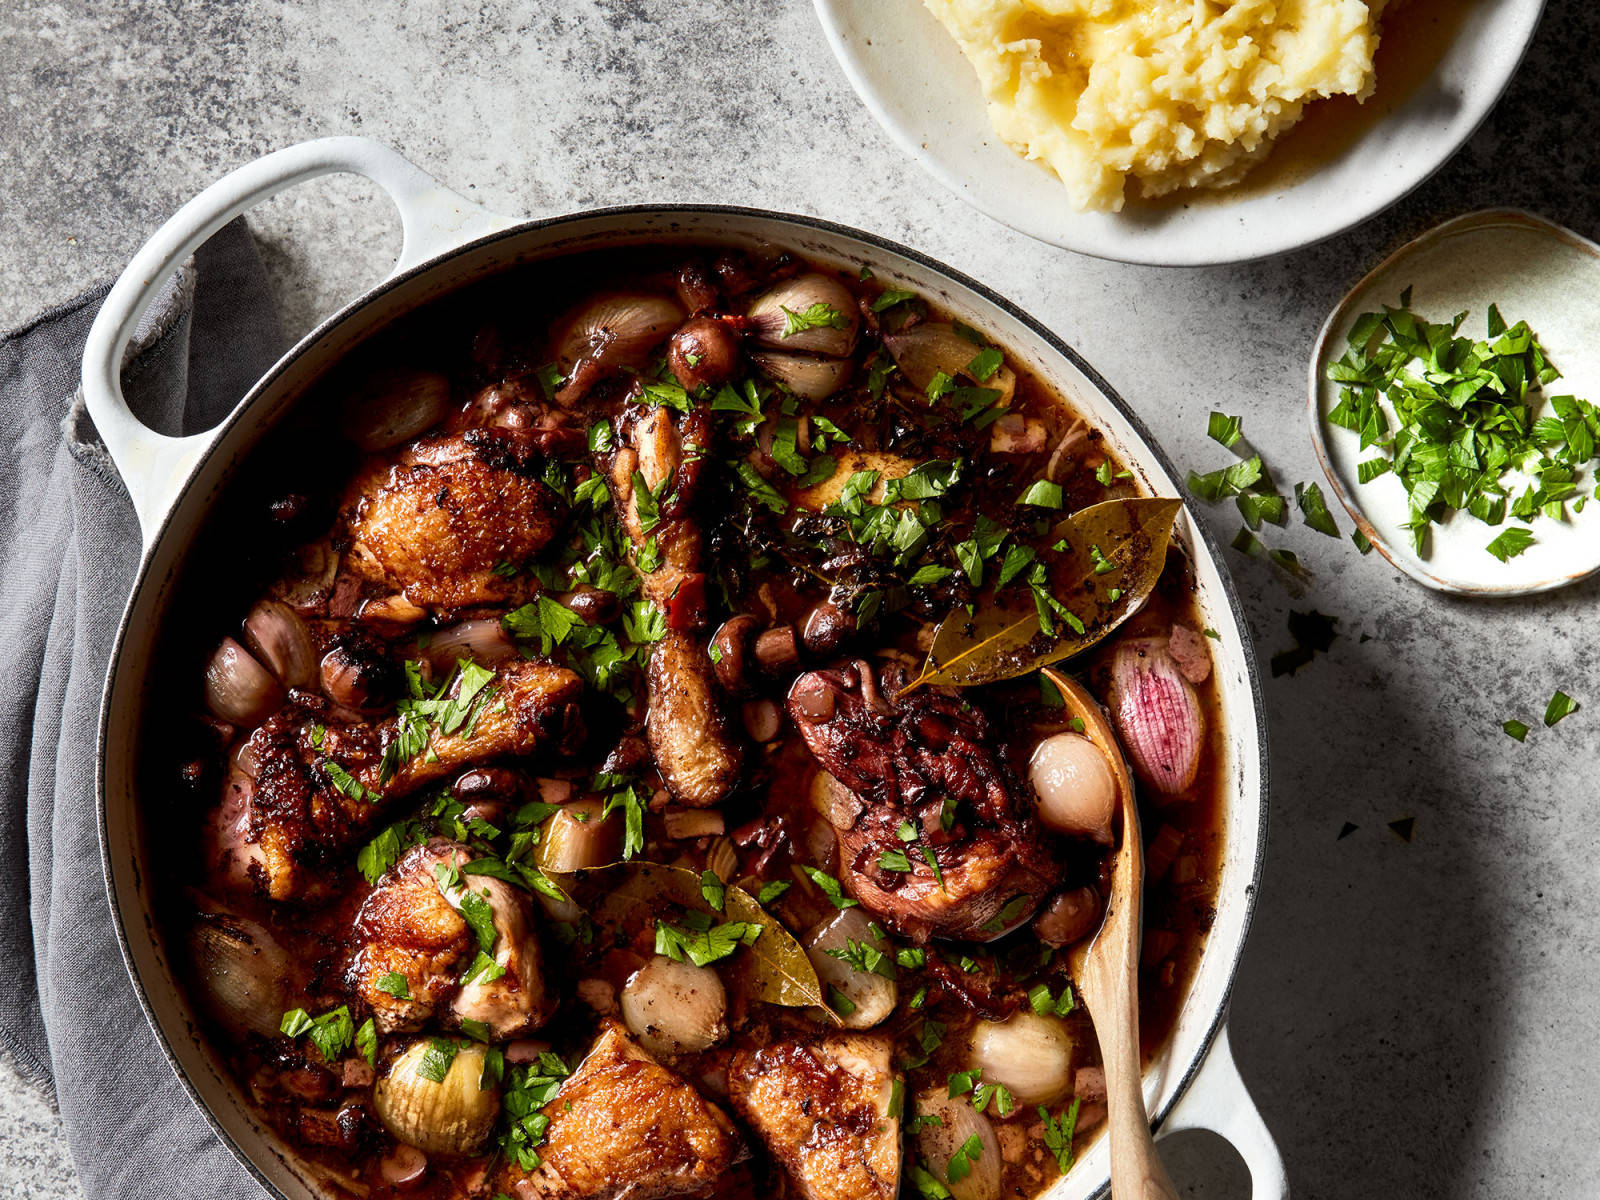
left=3, top=2, right=1599, bottom=1198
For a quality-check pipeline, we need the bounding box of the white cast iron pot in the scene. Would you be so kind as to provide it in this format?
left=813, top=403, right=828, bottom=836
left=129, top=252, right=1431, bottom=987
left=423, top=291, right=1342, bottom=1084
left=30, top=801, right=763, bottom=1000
left=83, top=137, right=1287, bottom=1200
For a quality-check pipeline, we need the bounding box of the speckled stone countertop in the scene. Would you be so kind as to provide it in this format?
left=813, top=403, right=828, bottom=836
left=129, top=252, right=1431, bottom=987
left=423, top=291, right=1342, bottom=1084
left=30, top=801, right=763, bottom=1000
left=4, top=2, right=1599, bottom=1197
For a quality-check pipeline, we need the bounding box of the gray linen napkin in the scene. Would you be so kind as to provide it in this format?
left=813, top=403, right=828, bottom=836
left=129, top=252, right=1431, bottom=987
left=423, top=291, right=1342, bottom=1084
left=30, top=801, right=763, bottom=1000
left=1, top=217, right=279, bottom=1200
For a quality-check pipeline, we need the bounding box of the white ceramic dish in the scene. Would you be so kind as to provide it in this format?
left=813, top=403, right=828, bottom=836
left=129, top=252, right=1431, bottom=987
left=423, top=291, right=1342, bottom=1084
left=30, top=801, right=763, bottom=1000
left=814, top=0, right=1546, bottom=266
left=84, top=138, right=1284, bottom=1199
left=1310, top=208, right=1600, bottom=596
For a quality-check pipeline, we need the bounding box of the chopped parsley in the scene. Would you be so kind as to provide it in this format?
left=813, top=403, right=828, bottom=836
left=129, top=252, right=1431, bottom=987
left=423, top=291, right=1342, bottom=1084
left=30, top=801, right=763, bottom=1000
left=979, top=893, right=1032, bottom=933
left=946, top=1133, right=985, bottom=1184
left=756, top=879, right=791, bottom=906
left=800, top=866, right=858, bottom=908
left=1026, top=981, right=1076, bottom=1016
left=655, top=913, right=763, bottom=967
left=824, top=938, right=897, bottom=980
left=498, top=1051, right=571, bottom=1170
left=1544, top=689, right=1579, bottom=726
left=1295, top=481, right=1341, bottom=538
left=1326, top=296, right=1598, bottom=558
left=1039, top=1098, right=1083, bottom=1175
left=1207, top=411, right=1244, bottom=448
left=1485, top=526, right=1535, bottom=562
left=700, top=869, right=727, bottom=913
left=280, top=1005, right=354, bottom=1062
left=1018, top=479, right=1064, bottom=509
left=781, top=302, right=848, bottom=336
left=878, top=847, right=913, bottom=873
left=416, top=1037, right=460, bottom=1083
left=320, top=760, right=380, bottom=804
left=908, top=1162, right=952, bottom=1200
left=374, top=972, right=411, bottom=999
left=355, top=1018, right=377, bottom=1067
left=870, top=288, right=917, bottom=313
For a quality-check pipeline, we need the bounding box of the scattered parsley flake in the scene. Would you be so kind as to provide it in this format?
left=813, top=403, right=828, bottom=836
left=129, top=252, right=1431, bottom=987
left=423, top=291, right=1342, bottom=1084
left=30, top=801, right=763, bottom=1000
left=1544, top=690, right=1579, bottom=726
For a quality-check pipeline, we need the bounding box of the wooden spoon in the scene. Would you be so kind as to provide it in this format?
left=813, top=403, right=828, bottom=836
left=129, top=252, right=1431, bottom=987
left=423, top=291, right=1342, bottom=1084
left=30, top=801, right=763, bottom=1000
left=1042, top=666, right=1177, bottom=1200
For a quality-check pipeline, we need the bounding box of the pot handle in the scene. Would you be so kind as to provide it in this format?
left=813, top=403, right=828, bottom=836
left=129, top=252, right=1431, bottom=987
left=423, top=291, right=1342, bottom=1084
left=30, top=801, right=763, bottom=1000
left=80, top=135, right=516, bottom=545
left=1158, top=1022, right=1289, bottom=1198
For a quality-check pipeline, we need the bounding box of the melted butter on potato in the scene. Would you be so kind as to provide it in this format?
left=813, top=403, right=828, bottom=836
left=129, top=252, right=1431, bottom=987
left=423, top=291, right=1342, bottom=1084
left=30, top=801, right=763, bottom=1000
left=923, top=0, right=1387, bottom=211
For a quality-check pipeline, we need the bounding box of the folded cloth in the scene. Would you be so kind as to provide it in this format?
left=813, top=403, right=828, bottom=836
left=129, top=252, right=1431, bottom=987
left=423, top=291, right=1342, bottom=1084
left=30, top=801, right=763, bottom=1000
left=0, top=217, right=280, bottom=1200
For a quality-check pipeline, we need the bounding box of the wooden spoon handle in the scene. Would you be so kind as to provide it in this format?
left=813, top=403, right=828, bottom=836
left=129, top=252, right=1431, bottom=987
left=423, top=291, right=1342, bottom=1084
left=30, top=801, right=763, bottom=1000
left=1093, top=962, right=1180, bottom=1200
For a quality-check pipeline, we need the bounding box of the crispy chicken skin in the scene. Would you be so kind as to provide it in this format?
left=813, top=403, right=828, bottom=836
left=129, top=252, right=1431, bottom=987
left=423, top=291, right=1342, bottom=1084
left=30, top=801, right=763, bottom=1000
left=241, top=661, right=584, bottom=901
left=728, top=1033, right=900, bottom=1200
left=348, top=428, right=565, bottom=609
left=608, top=404, right=741, bottom=807
left=644, top=632, right=741, bottom=809
left=787, top=660, right=1059, bottom=941
left=347, top=840, right=557, bottom=1036
left=356, top=658, right=587, bottom=795
left=346, top=842, right=472, bottom=1031
left=498, top=1019, right=740, bottom=1200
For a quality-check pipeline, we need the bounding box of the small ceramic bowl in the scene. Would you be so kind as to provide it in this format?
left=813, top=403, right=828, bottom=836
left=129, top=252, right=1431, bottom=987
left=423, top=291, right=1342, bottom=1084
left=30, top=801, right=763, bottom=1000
left=1308, top=209, right=1600, bottom=596
left=813, top=0, right=1546, bottom=266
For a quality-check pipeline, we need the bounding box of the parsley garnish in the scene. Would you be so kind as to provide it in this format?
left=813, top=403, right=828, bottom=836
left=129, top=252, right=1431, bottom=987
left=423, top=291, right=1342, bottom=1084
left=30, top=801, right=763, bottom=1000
left=1295, top=481, right=1341, bottom=538
left=1026, top=980, right=1076, bottom=1016
left=756, top=879, right=791, bottom=906
left=824, top=938, right=897, bottom=980
left=280, top=1005, right=354, bottom=1062
left=800, top=865, right=859, bottom=908
left=355, top=1018, right=377, bottom=1067
left=1485, top=526, right=1535, bottom=562
left=1544, top=689, right=1579, bottom=726
left=908, top=1162, right=952, bottom=1199
left=870, top=288, right=916, bottom=312
left=946, top=1133, right=984, bottom=1184
left=498, top=1052, right=571, bottom=1170
left=655, top=913, right=763, bottom=967
left=1018, top=479, right=1063, bottom=508
left=878, top=847, right=912, bottom=872
left=1039, top=1099, right=1082, bottom=1175
left=700, top=869, right=727, bottom=913
left=1327, top=296, right=1596, bottom=558
left=781, top=302, right=848, bottom=337
left=1207, top=411, right=1244, bottom=448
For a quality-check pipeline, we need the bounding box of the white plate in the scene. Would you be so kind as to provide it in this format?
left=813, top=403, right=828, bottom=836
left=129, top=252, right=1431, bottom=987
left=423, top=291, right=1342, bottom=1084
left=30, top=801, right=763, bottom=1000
left=813, top=0, right=1546, bottom=266
left=1309, top=209, right=1600, bottom=596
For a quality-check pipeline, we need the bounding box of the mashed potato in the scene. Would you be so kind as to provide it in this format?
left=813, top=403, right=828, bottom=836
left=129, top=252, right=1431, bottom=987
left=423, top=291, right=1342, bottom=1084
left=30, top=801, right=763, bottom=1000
left=923, top=0, right=1387, bottom=211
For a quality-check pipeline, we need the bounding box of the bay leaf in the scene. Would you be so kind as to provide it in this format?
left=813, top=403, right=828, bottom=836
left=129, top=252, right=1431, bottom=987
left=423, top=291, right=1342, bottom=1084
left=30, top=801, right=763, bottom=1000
left=907, top=496, right=1182, bottom=690
left=573, top=862, right=835, bottom=1016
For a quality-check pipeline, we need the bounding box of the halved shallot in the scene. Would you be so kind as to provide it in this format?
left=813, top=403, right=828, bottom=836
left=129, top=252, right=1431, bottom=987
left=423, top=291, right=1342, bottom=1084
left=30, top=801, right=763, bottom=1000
left=967, top=1012, right=1076, bottom=1107
left=555, top=294, right=683, bottom=377
left=413, top=620, right=518, bottom=675
left=619, top=956, right=729, bottom=1056
left=749, top=350, right=852, bottom=401
left=534, top=798, right=622, bottom=874
left=340, top=368, right=452, bottom=451
left=1029, top=732, right=1117, bottom=843
left=188, top=913, right=291, bottom=1038
left=204, top=638, right=283, bottom=728
left=912, top=1090, right=1002, bottom=1200
left=882, top=324, right=1016, bottom=409
left=804, top=905, right=896, bottom=1029
left=1108, top=639, right=1205, bottom=798
left=241, top=599, right=316, bottom=689
left=745, top=274, right=860, bottom=357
